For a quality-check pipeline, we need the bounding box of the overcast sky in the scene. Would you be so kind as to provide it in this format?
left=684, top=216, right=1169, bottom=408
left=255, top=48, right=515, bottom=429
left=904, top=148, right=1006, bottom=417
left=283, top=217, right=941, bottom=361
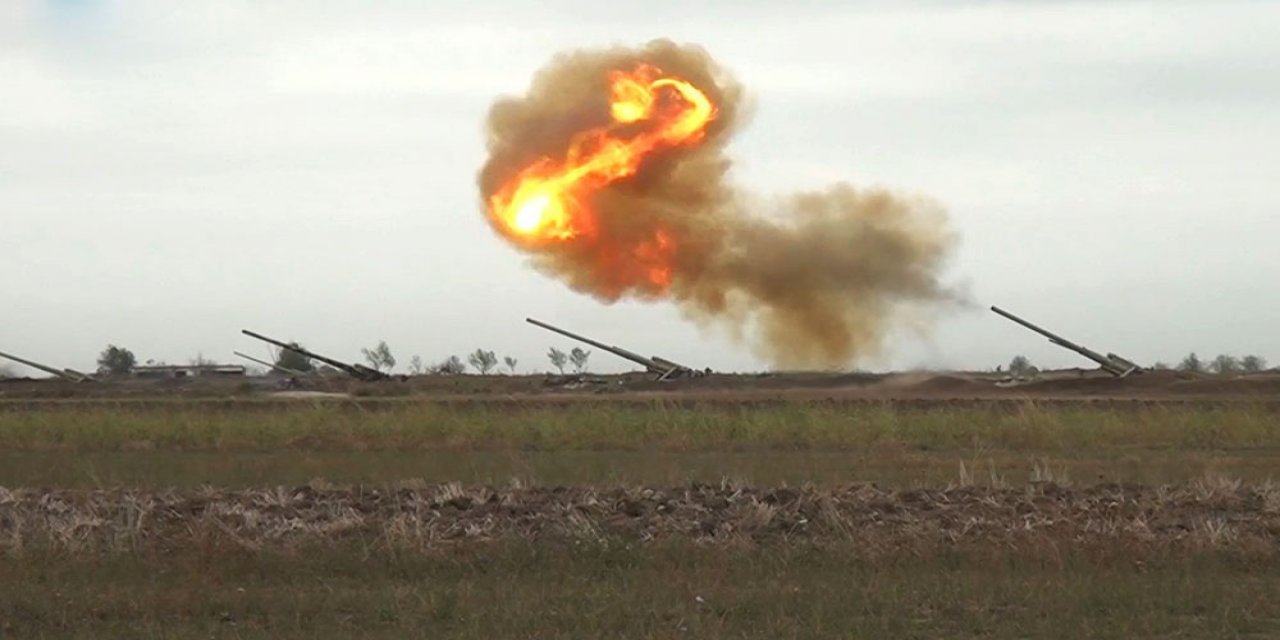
left=3, top=0, right=1278, bottom=376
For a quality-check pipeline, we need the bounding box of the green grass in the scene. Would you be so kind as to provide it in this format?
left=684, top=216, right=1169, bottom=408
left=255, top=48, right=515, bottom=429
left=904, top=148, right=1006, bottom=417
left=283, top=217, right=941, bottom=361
left=1, top=401, right=1276, bottom=452
left=3, top=542, right=1278, bottom=639
left=1, top=401, right=1276, bottom=488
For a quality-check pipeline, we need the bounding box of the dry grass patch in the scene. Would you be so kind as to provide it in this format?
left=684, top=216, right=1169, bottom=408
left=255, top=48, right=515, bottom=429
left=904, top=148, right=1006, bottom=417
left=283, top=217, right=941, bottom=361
left=3, top=478, right=1279, bottom=555
left=0, top=401, right=1276, bottom=453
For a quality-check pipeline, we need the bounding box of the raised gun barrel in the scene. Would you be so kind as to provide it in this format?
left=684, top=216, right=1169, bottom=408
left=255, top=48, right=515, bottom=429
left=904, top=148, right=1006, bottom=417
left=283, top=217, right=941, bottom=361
left=525, top=317, right=695, bottom=380
left=233, top=351, right=309, bottom=377
left=989, top=306, right=1139, bottom=377
left=240, top=330, right=389, bottom=382
left=0, top=350, right=94, bottom=382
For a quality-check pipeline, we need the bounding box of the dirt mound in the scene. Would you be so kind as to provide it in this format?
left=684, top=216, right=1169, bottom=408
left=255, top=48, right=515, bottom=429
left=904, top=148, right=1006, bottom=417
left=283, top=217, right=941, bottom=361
left=4, top=479, right=1275, bottom=552
left=1169, top=374, right=1280, bottom=396
left=894, top=374, right=993, bottom=395
left=1015, top=376, right=1154, bottom=395
left=1017, top=370, right=1280, bottom=397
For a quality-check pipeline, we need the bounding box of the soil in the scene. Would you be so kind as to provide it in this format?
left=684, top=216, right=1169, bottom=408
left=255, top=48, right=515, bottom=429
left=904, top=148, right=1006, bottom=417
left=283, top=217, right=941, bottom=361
left=4, top=480, right=1277, bottom=551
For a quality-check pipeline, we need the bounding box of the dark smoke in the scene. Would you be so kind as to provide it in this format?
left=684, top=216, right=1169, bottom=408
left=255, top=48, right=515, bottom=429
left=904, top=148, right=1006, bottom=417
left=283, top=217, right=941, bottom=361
left=479, top=39, right=960, bottom=368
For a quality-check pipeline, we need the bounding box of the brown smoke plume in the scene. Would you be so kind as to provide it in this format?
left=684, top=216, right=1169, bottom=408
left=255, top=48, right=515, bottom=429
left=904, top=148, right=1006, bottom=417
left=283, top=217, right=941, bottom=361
left=478, top=39, right=959, bottom=368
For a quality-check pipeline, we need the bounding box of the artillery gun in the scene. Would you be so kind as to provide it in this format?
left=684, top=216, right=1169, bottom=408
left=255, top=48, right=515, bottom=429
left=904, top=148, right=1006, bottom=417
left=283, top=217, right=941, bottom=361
left=990, top=306, right=1143, bottom=378
left=240, top=330, right=392, bottom=382
left=0, top=350, right=96, bottom=382
left=525, top=317, right=705, bottom=381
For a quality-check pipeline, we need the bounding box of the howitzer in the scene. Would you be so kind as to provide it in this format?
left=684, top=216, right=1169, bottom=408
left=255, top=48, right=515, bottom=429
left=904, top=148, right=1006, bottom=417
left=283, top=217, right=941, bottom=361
left=232, top=351, right=309, bottom=377
left=240, top=330, right=390, bottom=381
left=525, top=317, right=702, bottom=381
left=0, top=350, right=95, bottom=382
left=990, top=306, right=1142, bottom=378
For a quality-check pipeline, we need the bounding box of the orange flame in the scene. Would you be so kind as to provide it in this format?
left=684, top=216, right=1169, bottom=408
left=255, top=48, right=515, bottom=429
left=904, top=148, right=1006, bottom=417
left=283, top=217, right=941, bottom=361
left=486, top=64, right=716, bottom=289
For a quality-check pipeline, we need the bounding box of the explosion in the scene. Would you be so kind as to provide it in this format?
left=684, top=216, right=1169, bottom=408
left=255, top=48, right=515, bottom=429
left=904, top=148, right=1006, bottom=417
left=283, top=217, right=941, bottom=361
left=479, top=40, right=959, bottom=368
left=489, top=63, right=714, bottom=249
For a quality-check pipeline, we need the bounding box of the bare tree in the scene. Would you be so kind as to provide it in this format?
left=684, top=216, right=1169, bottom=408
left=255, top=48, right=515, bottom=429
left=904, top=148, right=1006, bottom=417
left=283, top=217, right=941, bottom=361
left=503, top=356, right=518, bottom=374
left=569, top=347, right=591, bottom=373
left=433, top=356, right=466, bottom=375
left=408, top=355, right=425, bottom=375
left=548, top=347, right=568, bottom=374
left=1178, top=352, right=1204, bottom=373
left=0, top=364, right=15, bottom=379
left=1007, top=355, right=1035, bottom=377
left=1241, top=355, right=1268, bottom=373
left=361, top=340, right=396, bottom=373
left=468, top=349, right=498, bottom=375
left=1209, top=354, right=1240, bottom=375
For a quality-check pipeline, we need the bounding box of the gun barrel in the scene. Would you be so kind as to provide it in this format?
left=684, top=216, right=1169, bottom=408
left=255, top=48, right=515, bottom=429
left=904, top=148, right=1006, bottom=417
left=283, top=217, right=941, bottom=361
left=991, top=306, right=1134, bottom=376
left=989, top=306, right=1075, bottom=345
left=1107, top=353, right=1139, bottom=370
left=525, top=318, right=664, bottom=373
left=651, top=356, right=693, bottom=372
left=0, top=350, right=90, bottom=382
left=240, top=330, right=325, bottom=365
left=233, top=351, right=306, bottom=376
left=240, top=330, right=386, bottom=381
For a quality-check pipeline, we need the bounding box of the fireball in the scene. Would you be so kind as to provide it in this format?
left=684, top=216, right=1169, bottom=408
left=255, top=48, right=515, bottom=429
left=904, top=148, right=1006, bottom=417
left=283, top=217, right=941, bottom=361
left=486, top=63, right=716, bottom=260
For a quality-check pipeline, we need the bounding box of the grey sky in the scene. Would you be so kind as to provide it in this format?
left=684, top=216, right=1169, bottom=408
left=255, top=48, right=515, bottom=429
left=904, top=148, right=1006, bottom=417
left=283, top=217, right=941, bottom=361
left=3, top=0, right=1278, bottom=375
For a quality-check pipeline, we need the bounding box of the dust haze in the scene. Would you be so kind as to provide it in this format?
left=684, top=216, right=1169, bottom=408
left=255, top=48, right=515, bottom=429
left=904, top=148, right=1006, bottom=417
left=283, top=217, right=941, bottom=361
left=479, top=39, right=960, bottom=368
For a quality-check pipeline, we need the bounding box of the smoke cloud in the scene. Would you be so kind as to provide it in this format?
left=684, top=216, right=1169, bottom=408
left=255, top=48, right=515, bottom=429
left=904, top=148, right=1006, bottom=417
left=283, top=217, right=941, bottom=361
left=479, top=39, right=960, bottom=368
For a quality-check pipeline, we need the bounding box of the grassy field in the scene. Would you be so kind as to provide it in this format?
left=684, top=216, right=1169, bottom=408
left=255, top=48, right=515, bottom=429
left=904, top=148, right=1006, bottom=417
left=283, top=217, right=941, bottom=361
left=2, top=396, right=1269, bottom=448
left=3, top=400, right=1277, bottom=451
left=3, top=398, right=1279, bottom=637
left=3, top=543, right=1279, bottom=639
left=0, top=400, right=1276, bottom=487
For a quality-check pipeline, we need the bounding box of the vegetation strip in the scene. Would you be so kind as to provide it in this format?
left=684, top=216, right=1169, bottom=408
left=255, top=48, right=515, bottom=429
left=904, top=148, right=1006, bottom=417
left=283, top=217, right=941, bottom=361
left=3, top=479, right=1278, bottom=552
left=0, top=403, right=1277, bottom=452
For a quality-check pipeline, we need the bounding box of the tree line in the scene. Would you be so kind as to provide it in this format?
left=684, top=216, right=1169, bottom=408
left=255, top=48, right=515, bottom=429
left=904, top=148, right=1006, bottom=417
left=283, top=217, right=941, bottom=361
left=3, top=341, right=594, bottom=377
left=401, top=346, right=592, bottom=375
